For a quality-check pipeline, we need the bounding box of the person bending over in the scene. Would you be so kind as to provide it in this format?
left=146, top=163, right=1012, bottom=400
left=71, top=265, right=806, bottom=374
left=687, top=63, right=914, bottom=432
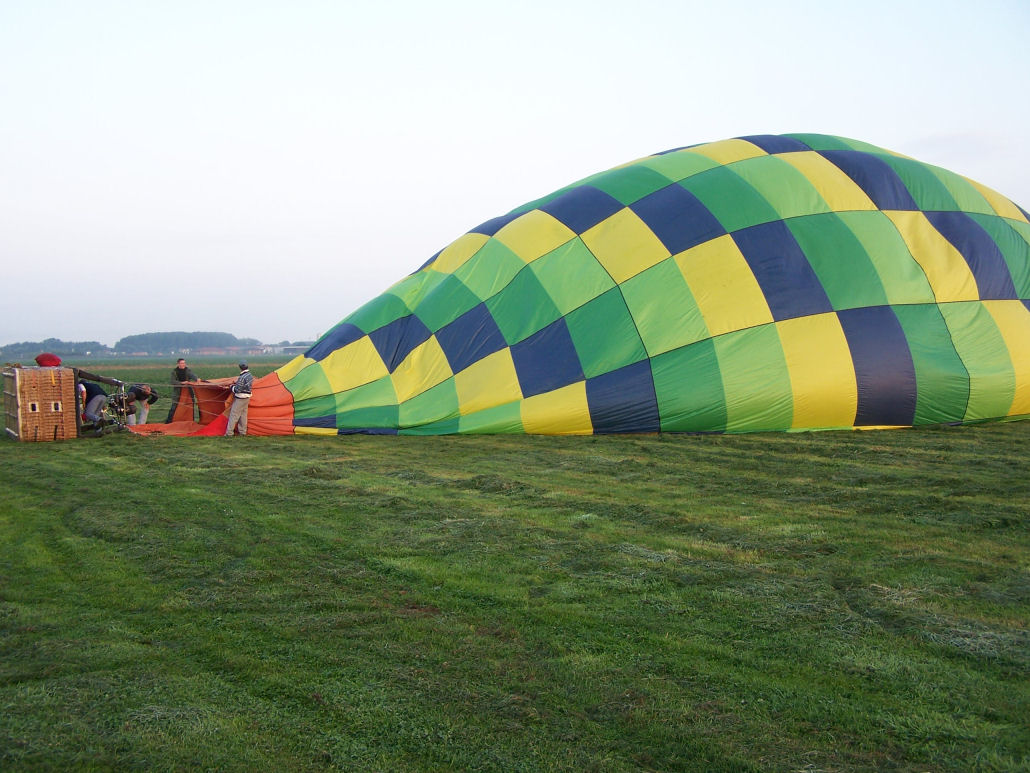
left=79, top=380, right=109, bottom=428
left=126, top=383, right=159, bottom=425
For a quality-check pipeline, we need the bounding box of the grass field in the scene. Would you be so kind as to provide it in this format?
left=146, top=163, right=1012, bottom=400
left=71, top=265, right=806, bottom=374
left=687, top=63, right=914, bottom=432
left=1, top=360, right=1028, bottom=770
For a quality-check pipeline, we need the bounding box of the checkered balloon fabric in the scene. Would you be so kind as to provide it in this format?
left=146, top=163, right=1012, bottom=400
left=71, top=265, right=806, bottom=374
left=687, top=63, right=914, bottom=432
left=274, top=133, right=1030, bottom=435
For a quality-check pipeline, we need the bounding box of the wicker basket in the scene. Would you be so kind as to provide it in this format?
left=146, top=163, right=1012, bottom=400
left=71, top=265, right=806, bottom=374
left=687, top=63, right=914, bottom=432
left=3, top=366, right=79, bottom=442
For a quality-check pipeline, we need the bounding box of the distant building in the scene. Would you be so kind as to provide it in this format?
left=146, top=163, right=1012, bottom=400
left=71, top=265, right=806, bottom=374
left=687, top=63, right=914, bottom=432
left=261, top=343, right=312, bottom=356
left=187, top=346, right=265, bottom=357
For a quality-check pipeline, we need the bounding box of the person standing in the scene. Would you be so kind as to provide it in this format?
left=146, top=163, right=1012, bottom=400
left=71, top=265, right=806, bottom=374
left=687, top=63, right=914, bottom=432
left=166, top=358, right=199, bottom=422
left=225, top=362, right=253, bottom=436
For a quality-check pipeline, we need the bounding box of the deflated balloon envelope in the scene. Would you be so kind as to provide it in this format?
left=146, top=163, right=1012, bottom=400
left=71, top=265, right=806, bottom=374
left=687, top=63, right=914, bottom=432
left=273, top=133, right=1030, bottom=435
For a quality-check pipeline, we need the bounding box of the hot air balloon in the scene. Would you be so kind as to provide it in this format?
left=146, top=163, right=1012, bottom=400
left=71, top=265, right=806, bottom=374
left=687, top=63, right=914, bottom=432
left=147, top=134, right=1030, bottom=436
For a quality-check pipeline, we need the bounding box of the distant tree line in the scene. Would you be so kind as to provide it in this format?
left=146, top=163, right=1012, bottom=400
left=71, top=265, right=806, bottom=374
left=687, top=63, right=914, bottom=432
left=0, top=337, right=107, bottom=359
left=114, top=331, right=260, bottom=351
left=1, top=332, right=263, bottom=360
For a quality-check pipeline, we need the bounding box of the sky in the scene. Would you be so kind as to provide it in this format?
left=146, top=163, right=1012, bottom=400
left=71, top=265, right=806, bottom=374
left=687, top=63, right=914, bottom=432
left=1, top=0, right=1028, bottom=348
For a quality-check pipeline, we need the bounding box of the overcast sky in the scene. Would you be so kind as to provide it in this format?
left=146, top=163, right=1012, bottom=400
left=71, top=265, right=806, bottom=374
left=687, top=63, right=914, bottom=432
left=2, top=0, right=1028, bottom=347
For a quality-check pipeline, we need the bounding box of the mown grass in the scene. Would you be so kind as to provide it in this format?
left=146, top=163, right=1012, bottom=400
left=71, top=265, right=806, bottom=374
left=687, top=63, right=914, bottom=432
left=0, top=373, right=1027, bottom=770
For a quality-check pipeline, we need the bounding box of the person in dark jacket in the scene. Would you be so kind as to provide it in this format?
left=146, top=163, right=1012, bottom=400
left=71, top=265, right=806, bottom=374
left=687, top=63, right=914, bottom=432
left=165, top=358, right=199, bottom=422
left=126, top=383, right=159, bottom=425
left=225, top=362, right=253, bottom=436
left=79, top=380, right=108, bottom=424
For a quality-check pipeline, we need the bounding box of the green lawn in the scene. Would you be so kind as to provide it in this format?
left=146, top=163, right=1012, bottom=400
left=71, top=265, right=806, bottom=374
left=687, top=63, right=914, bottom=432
left=1, top=396, right=1027, bottom=770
